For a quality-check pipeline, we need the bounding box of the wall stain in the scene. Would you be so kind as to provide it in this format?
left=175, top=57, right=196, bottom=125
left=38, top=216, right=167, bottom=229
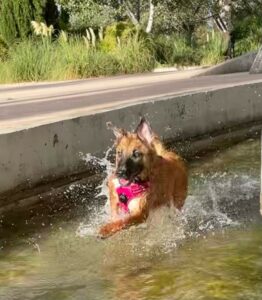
left=53, top=134, right=59, bottom=147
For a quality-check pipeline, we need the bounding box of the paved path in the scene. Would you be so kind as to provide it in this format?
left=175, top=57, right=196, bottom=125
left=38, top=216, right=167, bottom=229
left=1, top=71, right=262, bottom=133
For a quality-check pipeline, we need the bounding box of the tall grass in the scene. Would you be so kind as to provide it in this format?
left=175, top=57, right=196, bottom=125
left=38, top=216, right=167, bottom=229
left=1, top=40, right=54, bottom=82
left=50, top=38, right=120, bottom=80
left=114, top=37, right=155, bottom=73
left=0, top=36, right=156, bottom=83
left=200, top=31, right=228, bottom=65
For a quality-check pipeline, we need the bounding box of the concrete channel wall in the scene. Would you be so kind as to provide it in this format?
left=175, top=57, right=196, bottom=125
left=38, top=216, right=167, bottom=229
left=1, top=82, right=262, bottom=207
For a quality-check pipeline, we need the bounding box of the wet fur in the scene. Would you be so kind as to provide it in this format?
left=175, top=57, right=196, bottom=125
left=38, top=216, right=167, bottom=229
left=99, top=119, right=188, bottom=238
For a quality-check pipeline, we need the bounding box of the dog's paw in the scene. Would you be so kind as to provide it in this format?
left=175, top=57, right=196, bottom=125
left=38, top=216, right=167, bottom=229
left=98, top=224, right=114, bottom=239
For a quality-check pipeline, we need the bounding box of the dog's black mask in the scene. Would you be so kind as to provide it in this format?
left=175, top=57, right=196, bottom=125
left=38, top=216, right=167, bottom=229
left=116, top=154, right=144, bottom=181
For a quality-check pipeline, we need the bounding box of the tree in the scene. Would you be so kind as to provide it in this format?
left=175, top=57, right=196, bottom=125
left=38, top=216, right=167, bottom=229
left=118, top=0, right=216, bottom=36
left=0, top=0, right=58, bottom=44
left=59, top=0, right=158, bottom=33
left=151, top=0, right=213, bottom=37
left=13, top=0, right=35, bottom=40
left=146, top=0, right=154, bottom=33
left=118, top=0, right=158, bottom=33
left=58, top=0, right=117, bottom=29
left=58, top=0, right=262, bottom=40
left=0, top=2, right=17, bottom=44
left=45, top=0, right=60, bottom=26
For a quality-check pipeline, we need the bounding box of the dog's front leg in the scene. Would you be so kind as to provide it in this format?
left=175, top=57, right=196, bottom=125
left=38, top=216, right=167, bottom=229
left=108, top=179, right=119, bottom=221
left=98, top=213, right=146, bottom=239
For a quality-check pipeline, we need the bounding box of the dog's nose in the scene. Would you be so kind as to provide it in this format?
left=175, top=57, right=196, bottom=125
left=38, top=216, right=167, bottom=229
left=116, top=166, right=127, bottom=177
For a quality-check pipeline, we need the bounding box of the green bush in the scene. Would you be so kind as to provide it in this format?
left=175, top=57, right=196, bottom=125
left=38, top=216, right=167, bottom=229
left=154, top=35, right=200, bottom=66
left=154, top=30, right=228, bottom=67
left=100, top=22, right=139, bottom=52
left=234, top=16, right=262, bottom=56
left=235, top=37, right=261, bottom=56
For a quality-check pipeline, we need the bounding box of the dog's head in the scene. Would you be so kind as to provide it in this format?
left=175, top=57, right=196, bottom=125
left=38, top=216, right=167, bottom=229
left=108, top=118, right=157, bottom=182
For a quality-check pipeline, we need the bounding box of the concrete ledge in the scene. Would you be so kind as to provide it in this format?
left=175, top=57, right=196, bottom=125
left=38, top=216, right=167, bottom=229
left=198, top=51, right=257, bottom=76
left=1, top=82, right=262, bottom=207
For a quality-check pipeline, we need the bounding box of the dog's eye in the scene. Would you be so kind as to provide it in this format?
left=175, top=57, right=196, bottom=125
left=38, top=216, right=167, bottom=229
left=133, top=149, right=142, bottom=158
left=117, top=150, right=122, bottom=157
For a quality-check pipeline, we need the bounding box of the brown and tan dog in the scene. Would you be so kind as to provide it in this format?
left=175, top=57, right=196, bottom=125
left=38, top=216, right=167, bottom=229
left=99, top=118, right=188, bottom=238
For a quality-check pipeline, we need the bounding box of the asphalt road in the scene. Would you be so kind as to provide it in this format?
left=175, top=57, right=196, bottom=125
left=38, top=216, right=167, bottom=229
left=1, top=71, right=262, bottom=133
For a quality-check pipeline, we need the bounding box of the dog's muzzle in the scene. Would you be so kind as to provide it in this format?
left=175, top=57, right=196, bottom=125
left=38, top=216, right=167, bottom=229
left=116, top=158, right=143, bottom=180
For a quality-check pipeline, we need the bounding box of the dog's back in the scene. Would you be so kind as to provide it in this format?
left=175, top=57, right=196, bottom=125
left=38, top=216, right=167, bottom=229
left=150, top=137, right=188, bottom=210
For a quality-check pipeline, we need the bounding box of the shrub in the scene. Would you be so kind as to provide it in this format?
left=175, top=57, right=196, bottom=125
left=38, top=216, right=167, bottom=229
left=234, top=16, right=262, bottom=56
left=235, top=37, right=261, bottom=57
left=100, top=22, right=139, bottom=52
left=154, top=35, right=200, bottom=66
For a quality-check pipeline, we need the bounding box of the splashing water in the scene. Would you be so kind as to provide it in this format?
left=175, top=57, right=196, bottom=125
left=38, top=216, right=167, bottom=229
left=80, top=147, right=113, bottom=198
left=77, top=148, right=114, bottom=237
left=74, top=139, right=260, bottom=250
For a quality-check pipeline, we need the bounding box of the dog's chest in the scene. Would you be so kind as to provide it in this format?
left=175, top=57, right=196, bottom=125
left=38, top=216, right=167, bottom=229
left=125, top=197, right=141, bottom=214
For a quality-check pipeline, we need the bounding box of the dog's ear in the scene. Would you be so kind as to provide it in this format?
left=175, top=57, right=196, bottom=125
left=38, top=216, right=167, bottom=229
left=135, top=117, right=153, bottom=145
left=106, top=122, right=126, bottom=140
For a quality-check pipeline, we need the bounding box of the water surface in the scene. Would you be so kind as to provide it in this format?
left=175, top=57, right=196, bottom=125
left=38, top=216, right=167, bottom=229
left=0, top=138, right=261, bottom=300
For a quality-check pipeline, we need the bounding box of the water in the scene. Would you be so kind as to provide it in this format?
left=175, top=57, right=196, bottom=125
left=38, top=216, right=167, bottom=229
left=0, top=138, right=261, bottom=300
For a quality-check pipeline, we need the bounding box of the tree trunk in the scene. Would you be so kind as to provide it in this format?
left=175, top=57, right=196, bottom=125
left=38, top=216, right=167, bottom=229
left=146, top=0, right=154, bottom=33
left=125, top=1, right=139, bottom=26
left=215, top=0, right=234, bottom=58
left=222, top=0, right=234, bottom=58
left=136, top=0, right=141, bottom=22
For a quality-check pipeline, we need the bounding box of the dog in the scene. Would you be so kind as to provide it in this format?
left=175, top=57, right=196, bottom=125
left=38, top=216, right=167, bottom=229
left=99, top=118, right=188, bottom=238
